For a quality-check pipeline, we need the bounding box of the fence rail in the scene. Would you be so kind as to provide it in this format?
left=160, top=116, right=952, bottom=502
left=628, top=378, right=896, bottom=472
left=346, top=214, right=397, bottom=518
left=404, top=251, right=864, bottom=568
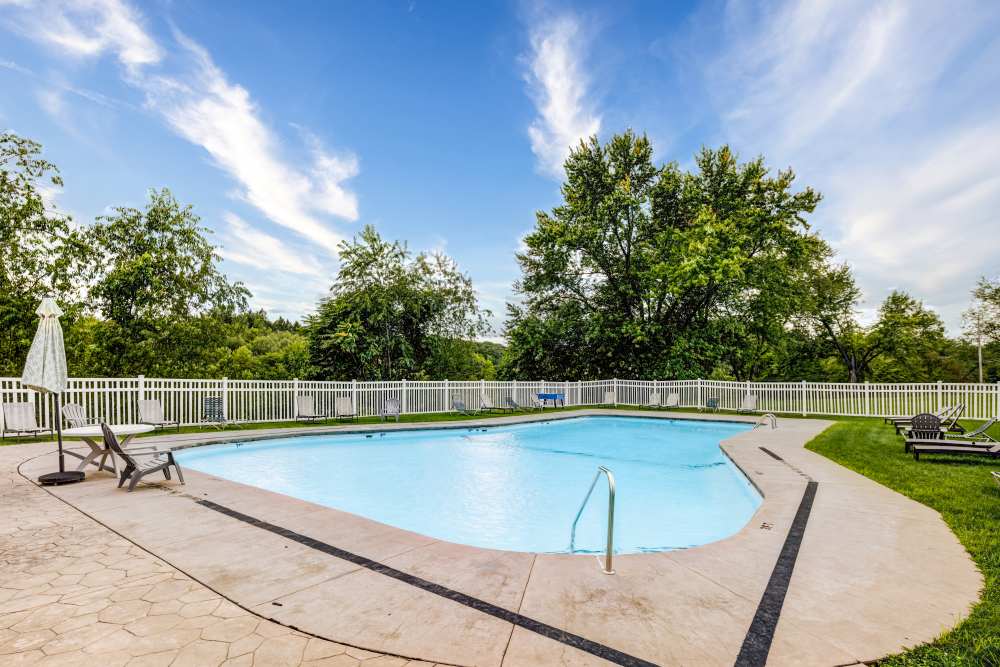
left=2, top=376, right=999, bottom=434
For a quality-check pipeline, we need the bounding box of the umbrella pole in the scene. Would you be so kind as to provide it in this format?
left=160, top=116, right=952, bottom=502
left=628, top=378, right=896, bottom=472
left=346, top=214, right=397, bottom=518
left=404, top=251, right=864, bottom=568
left=37, top=392, right=82, bottom=485
left=55, top=393, right=65, bottom=473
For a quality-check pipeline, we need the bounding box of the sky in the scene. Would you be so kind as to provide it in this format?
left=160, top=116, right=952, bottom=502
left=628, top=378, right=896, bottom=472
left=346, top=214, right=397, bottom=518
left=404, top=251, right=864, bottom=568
left=2, top=0, right=999, bottom=338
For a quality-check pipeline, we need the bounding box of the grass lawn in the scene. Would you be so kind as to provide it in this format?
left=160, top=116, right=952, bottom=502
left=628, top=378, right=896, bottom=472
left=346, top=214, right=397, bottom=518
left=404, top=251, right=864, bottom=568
left=807, top=418, right=1000, bottom=666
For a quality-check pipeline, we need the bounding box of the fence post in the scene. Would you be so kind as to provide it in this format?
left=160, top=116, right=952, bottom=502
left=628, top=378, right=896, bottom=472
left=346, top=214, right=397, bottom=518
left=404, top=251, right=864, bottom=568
left=222, top=376, right=228, bottom=421
left=512, top=379, right=517, bottom=406
left=350, top=379, right=357, bottom=415
left=137, top=374, right=145, bottom=405
left=480, top=378, right=485, bottom=403
left=613, top=378, right=618, bottom=406
left=444, top=379, right=449, bottom=410
left=402, top=379, right=408, bottom=414
left=864, top=381, right=870, bottom=417
left=293, top=378, right=299, bottom=419
left=937, top=380, right=943, bottom=413
left=697, top=379, right=703, bottom=409
left=801, top=380, right=807, bottom=416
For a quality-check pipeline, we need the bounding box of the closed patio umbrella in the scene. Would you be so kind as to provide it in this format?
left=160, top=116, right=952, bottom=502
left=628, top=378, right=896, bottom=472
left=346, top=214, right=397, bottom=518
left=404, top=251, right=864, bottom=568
left=21, top=297, right=83, bottom=485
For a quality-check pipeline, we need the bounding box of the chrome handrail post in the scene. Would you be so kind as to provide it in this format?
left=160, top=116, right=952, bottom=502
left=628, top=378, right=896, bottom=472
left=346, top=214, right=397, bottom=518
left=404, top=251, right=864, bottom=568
left=569, top=465, right=616, bottom=575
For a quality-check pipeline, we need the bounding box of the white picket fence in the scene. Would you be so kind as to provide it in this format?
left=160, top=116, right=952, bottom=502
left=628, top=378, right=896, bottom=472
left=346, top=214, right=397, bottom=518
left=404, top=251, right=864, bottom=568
left=1, top=376, right=999, bottom=434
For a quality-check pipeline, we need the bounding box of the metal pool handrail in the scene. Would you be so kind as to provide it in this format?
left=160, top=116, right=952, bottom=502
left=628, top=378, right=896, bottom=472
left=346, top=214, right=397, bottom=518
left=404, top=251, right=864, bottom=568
left=570, top=465, right=616, bottom=575
left=753, top=413, right=778, bottom=430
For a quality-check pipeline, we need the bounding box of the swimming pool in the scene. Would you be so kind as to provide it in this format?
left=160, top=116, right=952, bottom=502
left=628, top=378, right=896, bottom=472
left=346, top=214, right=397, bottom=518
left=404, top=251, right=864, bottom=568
left=176, top=416, right=760, bottom=554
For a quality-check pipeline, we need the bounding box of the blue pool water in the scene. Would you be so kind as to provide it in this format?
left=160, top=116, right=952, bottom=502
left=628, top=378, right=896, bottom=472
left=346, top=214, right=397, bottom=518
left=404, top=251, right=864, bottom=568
left=176, top=416, right=759, bottom=554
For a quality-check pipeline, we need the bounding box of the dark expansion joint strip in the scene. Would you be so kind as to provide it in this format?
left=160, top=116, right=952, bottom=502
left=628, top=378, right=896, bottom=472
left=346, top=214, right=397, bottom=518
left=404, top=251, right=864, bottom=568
left=734, top=480, right=819, bottom=667
left=196, top=499, right=659, bottom=667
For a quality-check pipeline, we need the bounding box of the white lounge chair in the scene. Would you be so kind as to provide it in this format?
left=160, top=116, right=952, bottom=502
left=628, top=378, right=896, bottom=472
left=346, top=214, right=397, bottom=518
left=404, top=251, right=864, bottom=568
left=663, top=392, right=680, bottom=409
left=481, top=394, right=502, bottom=413
left=334, top=396, right=357, bottom=421
left=647, top=392, right=661, bottom=408
left=380, top=398, right=401, bottom=422
left=2, top=402, right=52, bottom=438
left=295, top=395, right=328, bottom=421
left=138, top=400, right=180, bottom=431
left=738, top=394, right=758, bottom=414
left=453, top=398, right=480, bottom=416
left=62, top=403, right=96, bottom=428
left=604, top=391, right=616, bottom=405
left=503, top=397, right=519, bottom=411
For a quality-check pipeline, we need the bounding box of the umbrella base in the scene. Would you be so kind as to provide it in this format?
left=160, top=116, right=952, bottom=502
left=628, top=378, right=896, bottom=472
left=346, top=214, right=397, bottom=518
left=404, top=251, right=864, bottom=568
left=38, top=471, right=85, bottom=486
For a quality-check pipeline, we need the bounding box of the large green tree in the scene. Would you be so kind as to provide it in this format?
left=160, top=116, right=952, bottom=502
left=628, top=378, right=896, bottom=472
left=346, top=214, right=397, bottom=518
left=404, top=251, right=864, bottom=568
left=84, top=189, right=250, bottom=375
left=0, top=134, right=92, bottom=374
left=502, top=131, right=827, bottom=380
left=795, top=265, right=950, bottom=382
left=308, top=226, right=490, bottom=380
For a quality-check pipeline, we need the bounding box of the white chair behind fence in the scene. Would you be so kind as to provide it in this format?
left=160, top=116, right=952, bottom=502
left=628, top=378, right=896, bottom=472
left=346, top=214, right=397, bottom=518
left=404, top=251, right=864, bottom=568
left=139, top=399, right=179, bottom=430
left=296, top=395, right=327, bottom=421
left=2, top=403, right=51, bottom=438
left=739, top=394, right=759, bottom=413
left=62, top=403, right=94, bottom=428
left=380, top=398, right=401, bottom=422
left=335, top=396, right=356, bottom=421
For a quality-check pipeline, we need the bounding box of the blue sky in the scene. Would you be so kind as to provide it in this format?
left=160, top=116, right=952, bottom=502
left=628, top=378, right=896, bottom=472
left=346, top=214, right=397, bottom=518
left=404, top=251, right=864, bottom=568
left=2, top=0, right=999, bottom=337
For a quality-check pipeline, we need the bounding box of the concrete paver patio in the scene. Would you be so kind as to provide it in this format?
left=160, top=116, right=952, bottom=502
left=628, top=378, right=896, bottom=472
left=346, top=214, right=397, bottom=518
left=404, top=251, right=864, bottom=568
left=1, top=410, right=984, bottom=665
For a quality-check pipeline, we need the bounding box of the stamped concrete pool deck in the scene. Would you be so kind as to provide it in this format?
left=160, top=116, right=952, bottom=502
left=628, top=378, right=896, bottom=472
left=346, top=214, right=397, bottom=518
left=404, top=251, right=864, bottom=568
left=5, top=410, right=983, bottom=666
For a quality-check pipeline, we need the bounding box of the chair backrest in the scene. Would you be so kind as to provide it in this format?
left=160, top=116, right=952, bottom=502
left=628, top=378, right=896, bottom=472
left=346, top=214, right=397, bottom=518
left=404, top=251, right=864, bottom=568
left=742, top=394, right=758, bottom=411
left=138, top=400, right=165, bottom=423
left=100, top=423, right=135, bottom=466
left=452, top=399, right=467, bottom=412
left=2, top=403, right=38, bottom=431
left=603, top=391, right=615, bottom=404
left=910, top=413, right=942, bottom=440
left=383, top=398, right=400, bottom=414
left=964, top=418, right=995, bottom=439
left=648, top=392, right=660, bottom=406
left=943, top=404, right=965, bottom=429
left=335, top=396, right=353, bottom=416
left=62, top=403, right=90, bottom=428
left=203, top=396, right=225, bottom=421
left=296, top=395, right=317, bottom=416
left=505, top=397, right=519, bottom=410
left=664, top=393, right=680, bottom=407
left=706, top=397, right=719, bottom=409
left=481, top=394, right=495, bottom=409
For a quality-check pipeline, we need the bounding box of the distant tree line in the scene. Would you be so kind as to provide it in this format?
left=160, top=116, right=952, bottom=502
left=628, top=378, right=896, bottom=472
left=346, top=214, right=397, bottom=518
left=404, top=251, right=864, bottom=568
left=1, top=131, right=996, bottom=383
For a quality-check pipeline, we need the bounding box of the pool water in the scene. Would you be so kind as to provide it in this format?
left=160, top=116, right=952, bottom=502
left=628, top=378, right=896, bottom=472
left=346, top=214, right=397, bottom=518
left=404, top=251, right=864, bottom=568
left=176, top=416, right=760, bottom=554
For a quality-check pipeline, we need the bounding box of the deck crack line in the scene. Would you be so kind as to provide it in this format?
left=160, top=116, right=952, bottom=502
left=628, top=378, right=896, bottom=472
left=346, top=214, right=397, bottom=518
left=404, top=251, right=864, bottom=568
left=501, top=553, right=538, bottom=665
left=734, top=480, right=819, bottom=667
left=196, top=498, right=659, bottom=667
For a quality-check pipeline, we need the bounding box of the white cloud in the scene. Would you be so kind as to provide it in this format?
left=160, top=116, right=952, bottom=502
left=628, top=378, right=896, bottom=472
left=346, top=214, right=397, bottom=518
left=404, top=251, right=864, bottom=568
left=140, top=32, right=357, bottom=253
left=35, top=87, right=66, bottom=120
left=2, top=0, right=161, bottom=72
left=698, top=0, right=1000, bottom=330
left=219, top=212, right=327, bottom=278
left=523, top=12, right=601, bottom=179
left=0, top=57, right=32, bottom=74
left=2, top=0, right=360, bottom=258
